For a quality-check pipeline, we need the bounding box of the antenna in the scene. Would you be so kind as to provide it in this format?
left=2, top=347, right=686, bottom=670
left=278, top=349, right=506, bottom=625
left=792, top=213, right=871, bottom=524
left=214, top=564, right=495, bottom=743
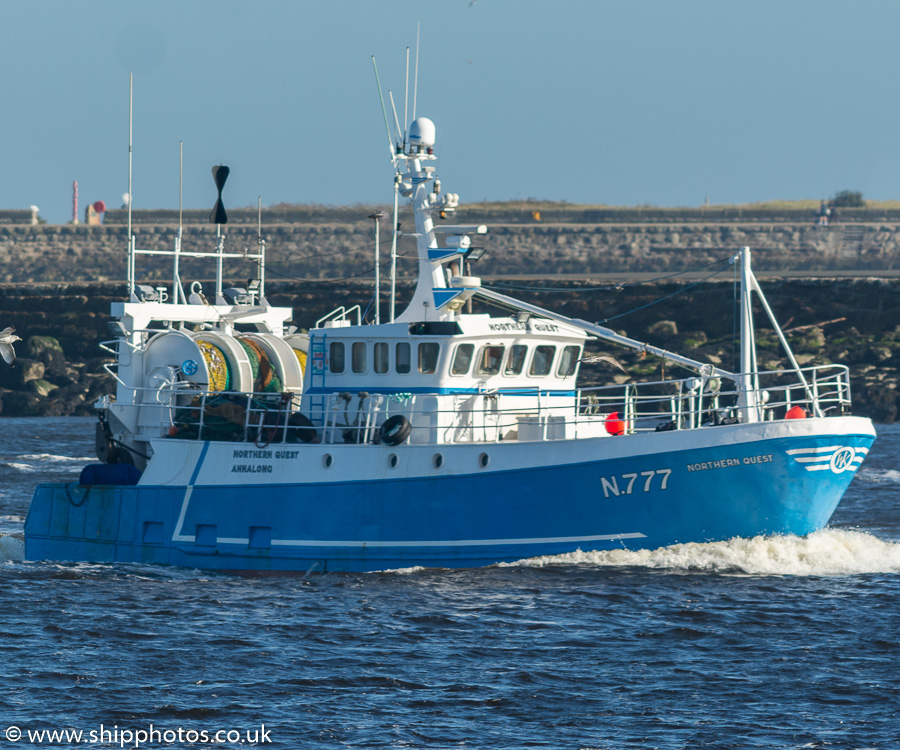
left=173, top=140, right=184, bottom=304
left=412, top=23, right=420, bottom=120
left=128, top=72, right=133, bottom=236
left=388, top=91, right=402, bottom=146
left=127, top=72, right=135, bottom=300
left=371, top=56, right=395, bottom=161
left=178, top=141, right=183, bottom=231
left=257, top=196, right=265, bottom=301
left=404, top=46, right=410, bottom=148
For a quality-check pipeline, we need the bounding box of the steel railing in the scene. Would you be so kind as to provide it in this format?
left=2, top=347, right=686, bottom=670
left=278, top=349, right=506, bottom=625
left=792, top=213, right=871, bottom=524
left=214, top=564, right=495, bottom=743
left=113, top=363, right=852, bottom=446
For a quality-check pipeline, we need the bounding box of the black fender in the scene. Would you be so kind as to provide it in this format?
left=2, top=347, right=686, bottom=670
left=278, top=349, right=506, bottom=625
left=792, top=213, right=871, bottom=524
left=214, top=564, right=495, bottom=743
left=379, top=415, right=411, bottom=446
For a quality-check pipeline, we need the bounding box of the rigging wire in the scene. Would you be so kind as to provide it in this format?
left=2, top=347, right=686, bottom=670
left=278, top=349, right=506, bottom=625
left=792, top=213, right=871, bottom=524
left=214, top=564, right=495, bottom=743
left=138, top=229, right=737, bottom=330
left=484, top=254, right=735, bottom=294
left=596, top=263, right=733, bottom=325
left=261, top=250, right=414, bottom=286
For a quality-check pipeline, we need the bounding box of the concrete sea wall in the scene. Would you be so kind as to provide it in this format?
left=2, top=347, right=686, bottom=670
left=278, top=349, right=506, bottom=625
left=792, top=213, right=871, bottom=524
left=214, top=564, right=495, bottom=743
left=2, top=211, right=900, bottom=283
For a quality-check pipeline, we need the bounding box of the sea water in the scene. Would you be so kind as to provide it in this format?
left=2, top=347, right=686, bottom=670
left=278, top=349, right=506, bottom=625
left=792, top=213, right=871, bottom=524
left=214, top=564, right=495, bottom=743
left=0, top=418, right=897, bottom=749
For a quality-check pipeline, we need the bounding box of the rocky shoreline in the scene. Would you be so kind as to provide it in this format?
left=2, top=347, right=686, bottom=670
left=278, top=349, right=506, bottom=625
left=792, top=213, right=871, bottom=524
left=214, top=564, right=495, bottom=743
left=0, top=276, right=897, bottom=423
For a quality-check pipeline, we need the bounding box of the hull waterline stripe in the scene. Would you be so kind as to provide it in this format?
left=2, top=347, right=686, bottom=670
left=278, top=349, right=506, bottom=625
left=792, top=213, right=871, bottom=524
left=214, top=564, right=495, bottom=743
left=261, top=532, right=647, bottom=548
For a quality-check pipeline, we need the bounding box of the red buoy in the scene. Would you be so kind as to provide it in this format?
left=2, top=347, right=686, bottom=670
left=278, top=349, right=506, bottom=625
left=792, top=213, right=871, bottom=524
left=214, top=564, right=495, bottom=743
left=605, top=411, right=626, bottom=436
left=93, top=200, right=107, bottom=214
left=785, top=405, right=808, bottom=420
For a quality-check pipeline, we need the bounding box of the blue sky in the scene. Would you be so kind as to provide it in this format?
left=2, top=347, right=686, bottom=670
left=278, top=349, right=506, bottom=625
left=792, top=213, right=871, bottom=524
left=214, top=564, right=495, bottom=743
left=3, top=1, right=900, bottom=224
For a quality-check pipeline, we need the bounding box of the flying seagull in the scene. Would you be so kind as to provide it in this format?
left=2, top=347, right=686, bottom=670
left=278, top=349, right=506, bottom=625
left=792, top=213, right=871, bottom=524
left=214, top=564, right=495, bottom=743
left=0, top=326, right=21, bottom=366
left=580, top=353, right=628, bottom=374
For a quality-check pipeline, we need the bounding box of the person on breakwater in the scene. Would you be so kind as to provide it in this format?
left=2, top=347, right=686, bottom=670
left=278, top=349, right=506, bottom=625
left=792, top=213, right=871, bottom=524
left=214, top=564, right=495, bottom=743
left=817, top=200, right=831, bottom=226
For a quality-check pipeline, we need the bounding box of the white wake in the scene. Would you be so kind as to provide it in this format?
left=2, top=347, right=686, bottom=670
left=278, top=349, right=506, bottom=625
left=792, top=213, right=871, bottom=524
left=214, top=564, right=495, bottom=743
left=511, top=529, right=900, bottom=576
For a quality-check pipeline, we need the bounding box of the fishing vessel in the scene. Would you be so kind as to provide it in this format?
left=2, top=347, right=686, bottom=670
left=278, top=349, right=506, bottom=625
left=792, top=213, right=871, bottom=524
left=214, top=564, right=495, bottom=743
left=24, top=87, right=876, bottom=572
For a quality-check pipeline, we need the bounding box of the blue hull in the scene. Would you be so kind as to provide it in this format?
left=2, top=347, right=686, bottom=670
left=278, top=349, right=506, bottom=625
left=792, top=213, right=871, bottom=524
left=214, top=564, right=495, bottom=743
left=24, top=425, right=875, bottom=572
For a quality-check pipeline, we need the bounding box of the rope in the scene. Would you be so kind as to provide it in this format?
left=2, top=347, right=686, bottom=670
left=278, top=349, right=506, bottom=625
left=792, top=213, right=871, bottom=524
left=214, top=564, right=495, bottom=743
left=64, top=483, right=91, bottom=507
left=197, top=339, right=231, bottom=391
left=111, top=437, right=150, bottom=461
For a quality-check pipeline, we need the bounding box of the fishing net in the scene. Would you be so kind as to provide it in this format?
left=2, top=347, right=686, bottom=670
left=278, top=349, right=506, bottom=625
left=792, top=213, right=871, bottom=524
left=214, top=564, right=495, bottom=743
left=238, top=338, right=284, bottom=393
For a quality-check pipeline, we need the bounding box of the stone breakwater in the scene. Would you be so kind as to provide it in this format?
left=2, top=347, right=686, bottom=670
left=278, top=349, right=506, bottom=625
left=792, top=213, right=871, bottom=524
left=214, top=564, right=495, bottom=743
left=1, top=217, right=900, bottom=283
left=0, top=277, right=897, bottom=422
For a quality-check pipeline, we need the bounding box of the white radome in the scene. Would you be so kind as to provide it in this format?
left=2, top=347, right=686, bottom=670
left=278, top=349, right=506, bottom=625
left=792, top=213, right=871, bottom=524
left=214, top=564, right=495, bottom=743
left=408, top=117, right=436, bottom=148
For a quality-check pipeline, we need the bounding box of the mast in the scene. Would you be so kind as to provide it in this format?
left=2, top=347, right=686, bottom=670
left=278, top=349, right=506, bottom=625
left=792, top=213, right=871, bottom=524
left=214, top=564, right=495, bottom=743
left=127, top=72, right=135, bottom=301
left=257, top=196, right=266, bottom=301
left=738, top=247, right=760, bottom=422
left=173, top=141, right=184, bottom=304
left=390, top=178, right=400, bottom=322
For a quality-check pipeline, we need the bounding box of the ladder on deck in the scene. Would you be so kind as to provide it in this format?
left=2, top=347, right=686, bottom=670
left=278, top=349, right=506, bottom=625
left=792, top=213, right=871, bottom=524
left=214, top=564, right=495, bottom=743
left=307, top=335, right=328, bottom=421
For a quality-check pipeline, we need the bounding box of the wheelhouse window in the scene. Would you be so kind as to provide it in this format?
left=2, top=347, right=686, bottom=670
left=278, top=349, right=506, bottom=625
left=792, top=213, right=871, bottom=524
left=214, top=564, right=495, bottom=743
left=556, top=345, right=581, bottom=377
left=329, top=342, right=345, bottom=374
left=450, top=344, right=475, bottom=376
left=352, top=342, right=367, bottom=373
left=476, top=345, right=505, bottom=376
left=374, top=342, right=389, bottom=374
left=418, top=342, right=440, bottom=374
left=529, top=345, right=556, bottom=376
left=396, top=342, right=411, bottom=374
left=504, top=345, right=528, bottom=376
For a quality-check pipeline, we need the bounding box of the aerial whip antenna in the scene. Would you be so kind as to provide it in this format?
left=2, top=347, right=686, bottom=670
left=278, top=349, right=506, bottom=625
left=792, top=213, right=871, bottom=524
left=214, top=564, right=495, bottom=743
left=173, top=140, right=185, bottom=304
left=257, top=196, right=266, bottom=301
left=371, top=56, right=395, bottom=161
left=388, top=91, right=402, bottom=146
left=128, top=72, right=133, bottom=237
left=178, top=141, right=183, bottom=232
left=127, top=72, right=136, bottom=300
left=403, top=46, right=410, bottom=148
left=412, top=23, right=420, bottom=120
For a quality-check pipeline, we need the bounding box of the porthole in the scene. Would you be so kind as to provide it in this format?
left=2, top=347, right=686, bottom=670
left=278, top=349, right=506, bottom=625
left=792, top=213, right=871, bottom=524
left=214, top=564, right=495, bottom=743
left=479, top=452, right=490, bottom=468
left=432, top=453, right=444, bottom=469
left=388, top=453, right=399, bottom=469
left=322, top=453, right=333, bottom=469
